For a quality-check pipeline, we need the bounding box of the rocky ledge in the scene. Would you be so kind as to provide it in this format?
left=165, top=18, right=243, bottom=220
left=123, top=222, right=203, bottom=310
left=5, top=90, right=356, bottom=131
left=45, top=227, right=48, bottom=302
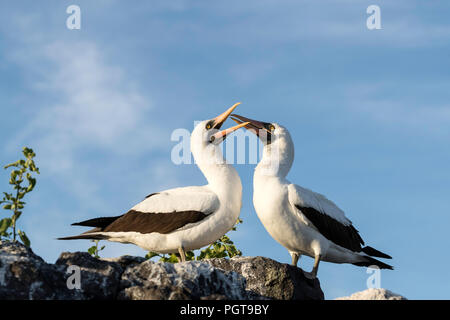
left=335, top=288, right=407, bottom=300
left=0, top=241, right=323, bottom=300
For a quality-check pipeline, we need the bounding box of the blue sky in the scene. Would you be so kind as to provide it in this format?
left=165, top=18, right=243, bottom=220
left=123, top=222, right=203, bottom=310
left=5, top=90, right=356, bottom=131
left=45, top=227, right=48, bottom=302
left=1, top=0, right=450, bottom=299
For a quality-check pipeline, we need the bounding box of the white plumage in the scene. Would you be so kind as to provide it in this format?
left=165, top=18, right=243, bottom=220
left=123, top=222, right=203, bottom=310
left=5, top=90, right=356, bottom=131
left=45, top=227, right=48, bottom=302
left=132, top=187, right=220, bottom=216
left=231, top=114, right=392, bottom=278
left=60, top=104, right=248, bottom=261
left=287, top=184, right=351, bottom=226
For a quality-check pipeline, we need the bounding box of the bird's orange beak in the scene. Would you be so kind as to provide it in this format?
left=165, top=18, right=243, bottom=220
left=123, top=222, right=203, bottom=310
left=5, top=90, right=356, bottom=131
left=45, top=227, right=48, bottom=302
left=210, top=121, right=250, bottom=144
left=211, top=102, right=241, bottom=130
left=209, top=102, right=249, bottom=144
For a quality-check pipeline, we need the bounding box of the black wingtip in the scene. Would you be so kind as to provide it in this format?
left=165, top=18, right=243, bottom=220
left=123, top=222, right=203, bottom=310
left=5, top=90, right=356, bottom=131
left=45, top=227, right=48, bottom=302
left=70, top=216, right=122, bottom=228
left=361, top=246, right=392, bottom=259
left=57, top=235, right=87, bottom=240
left=57, top=234, right=107, bottom=241
left=57, top=236, right=78, bottom=240
left=353, top=256, right=394, bottom=270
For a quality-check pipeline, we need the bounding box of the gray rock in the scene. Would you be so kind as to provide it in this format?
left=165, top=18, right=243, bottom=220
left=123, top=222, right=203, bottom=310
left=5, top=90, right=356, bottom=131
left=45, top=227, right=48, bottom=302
left=205, top=256, right=324, bottom=300
left=118, top=260, right=248, bottom=300
left=0, top=241, right=82, bottom=299
left=335, top=288, right=407, bottom=300
left=102, top=255, right=146, bottom=269
left=55, top=251, right=123, bottom=299
left=0, top=241, right=324, bottom=300
left=0, top=241, right=123, bottom=299
left=0, top=241, right=56, bottom=299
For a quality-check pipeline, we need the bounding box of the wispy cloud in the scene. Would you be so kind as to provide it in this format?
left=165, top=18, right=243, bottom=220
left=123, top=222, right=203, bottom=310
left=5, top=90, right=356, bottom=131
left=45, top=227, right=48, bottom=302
left=342, top=82, right=450, bottom=138
left=0, top=5, right=187, bottom=223
left=9, top=40, right=168, bottom=170
left=1, top=17, right=187, bottom=260
left=158, top=0, right=450, bottom=49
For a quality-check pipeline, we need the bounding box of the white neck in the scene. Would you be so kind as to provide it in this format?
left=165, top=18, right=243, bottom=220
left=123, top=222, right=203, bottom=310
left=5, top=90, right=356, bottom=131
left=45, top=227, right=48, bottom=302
left=255, top=131, right=294, bottom=179
left=192, top=141, right=242, bottom=197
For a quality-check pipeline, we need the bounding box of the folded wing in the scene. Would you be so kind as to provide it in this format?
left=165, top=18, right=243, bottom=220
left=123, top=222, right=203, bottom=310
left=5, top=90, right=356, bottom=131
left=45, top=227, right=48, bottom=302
left=288, top=184, right=364, bottom=252
left=60, top=186, right=220, bottom=239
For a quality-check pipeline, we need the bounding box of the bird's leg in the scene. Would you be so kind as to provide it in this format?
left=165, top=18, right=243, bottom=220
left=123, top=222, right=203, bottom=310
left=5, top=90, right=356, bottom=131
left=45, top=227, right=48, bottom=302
left=290, top=252, right=301, bottom=267
left=303, top=254, right=321, bottom=279
left=178, top=246, right=186, bottom=262
left=311, top=254, right=321, bottom=278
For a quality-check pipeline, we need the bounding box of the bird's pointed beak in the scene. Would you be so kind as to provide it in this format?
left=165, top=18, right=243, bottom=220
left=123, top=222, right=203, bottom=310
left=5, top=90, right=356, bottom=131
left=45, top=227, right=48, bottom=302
left=211, top=121, right=250, bottom=144
left=230, top=114, right=272, bottom=139
left=212, top=102, right=241, bottom=130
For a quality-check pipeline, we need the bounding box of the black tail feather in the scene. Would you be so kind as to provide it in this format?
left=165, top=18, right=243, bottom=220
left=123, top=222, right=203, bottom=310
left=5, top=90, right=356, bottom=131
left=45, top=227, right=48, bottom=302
left=71, top=215, right=122, bottom=229
left=57, top=233, right=108, bottom=241
left=58, top=215, right=123, bottom=241
left=353, top=256, right=394, bottom=270
left=361, top=246, right=392, bottom=259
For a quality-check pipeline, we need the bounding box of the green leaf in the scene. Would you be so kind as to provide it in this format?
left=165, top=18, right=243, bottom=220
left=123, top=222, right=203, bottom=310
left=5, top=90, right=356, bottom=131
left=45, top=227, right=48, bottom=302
left=2, top=204, right=12, bottom=210
left=159, top=253, right=180, bottom=263
left=185, top=250, right=195, bottom=261
left=87, top=246, right=97, bottom=256
left=23, top=147, right=36, bottom=159
left=26, top=178, right=36, bottom=192
left=29, top=161, right=39, bottom=174
left=145, top=251, right=160, bottom=259
left=3, top=192, right=12, bottom=200
left=18, top=230, right=31, bottom=247
left=0, top=218, right=12, bottom=236
left=4, top=161, right=20, bottom=169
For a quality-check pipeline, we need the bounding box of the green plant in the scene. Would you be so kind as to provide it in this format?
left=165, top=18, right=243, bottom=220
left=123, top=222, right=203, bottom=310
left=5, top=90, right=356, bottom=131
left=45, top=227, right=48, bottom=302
left=87, top=240, right=105, bottom=258
left=196, top=234, right=242, bottom=260
left=145, top=250, right=195, bottom=263
left=146, top=218, right=243, bottom=262
left=0, top=147, right=39, bottom=246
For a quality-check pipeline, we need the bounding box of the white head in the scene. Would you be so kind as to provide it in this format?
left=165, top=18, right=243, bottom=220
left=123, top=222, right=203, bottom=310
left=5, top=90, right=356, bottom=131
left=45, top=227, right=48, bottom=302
left=231, top=114, right=294, bottom=178
left=189, top=103, right=249, bottom=188
left=190, top=119, right=227, bottom=167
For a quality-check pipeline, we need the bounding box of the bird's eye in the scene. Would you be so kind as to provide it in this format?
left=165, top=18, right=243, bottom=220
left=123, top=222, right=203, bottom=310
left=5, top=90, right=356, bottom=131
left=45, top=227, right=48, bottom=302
left=269, top=125, right=275, bottom=132
left=206, top=123, right=212, bottom=130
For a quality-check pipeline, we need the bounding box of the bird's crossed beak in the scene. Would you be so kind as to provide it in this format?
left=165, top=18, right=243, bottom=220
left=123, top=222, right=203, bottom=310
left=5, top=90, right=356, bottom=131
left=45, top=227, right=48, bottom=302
left=230, top=114, right=272, bottom=139
left=210, top=103, right=249, bottom=144
left=212, top=102, right=241, bottom=130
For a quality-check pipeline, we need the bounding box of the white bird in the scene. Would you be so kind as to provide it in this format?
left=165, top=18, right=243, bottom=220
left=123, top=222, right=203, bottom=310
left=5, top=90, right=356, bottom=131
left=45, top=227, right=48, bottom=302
left=231, top=114, right=392, bottom=278
left=59, top=103, right=249, bottom=262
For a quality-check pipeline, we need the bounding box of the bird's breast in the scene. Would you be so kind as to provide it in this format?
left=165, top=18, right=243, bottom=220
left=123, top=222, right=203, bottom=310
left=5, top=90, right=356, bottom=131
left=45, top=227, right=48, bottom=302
left=252, top=177, right=318, bottom=254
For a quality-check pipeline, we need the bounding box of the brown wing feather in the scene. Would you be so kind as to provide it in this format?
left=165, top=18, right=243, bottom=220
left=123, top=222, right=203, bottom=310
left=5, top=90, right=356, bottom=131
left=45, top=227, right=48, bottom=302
left=102, top=210, right=208, bottom=234
left=58, top=190, right=210, bottom=240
